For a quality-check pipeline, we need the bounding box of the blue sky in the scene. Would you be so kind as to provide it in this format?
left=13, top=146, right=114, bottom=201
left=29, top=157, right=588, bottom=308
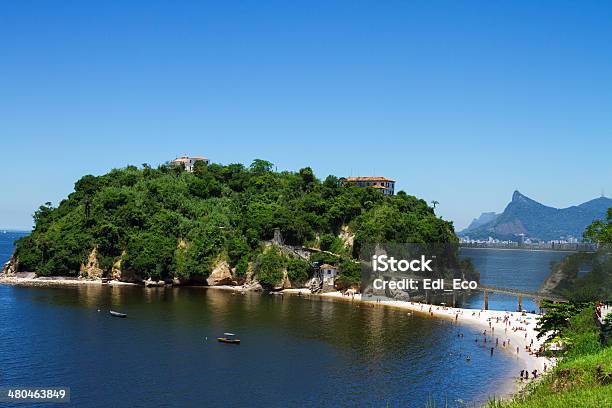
left=1, top=1, right=611, bottom=230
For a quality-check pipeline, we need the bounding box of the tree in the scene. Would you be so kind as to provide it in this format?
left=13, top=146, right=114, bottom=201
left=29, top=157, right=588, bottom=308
left=535, top=301, right=585, bottom=341
left=256, top=247, right=285, bottom=287
left=287, top=258, right=311, bottom=285
left=249, top=159, right=273, bottom=174
left=298, top=167, right=316, bottom=185
left=584, top=208, right=612, bottom=244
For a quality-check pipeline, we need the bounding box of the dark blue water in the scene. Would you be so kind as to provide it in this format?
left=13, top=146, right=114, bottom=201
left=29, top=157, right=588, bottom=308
left=0, top=286, right=521, bottom=408
left=0, top=231, right=27, bottom=265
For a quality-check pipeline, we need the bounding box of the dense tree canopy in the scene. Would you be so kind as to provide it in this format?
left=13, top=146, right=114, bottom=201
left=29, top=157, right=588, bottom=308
left=15, top=160, right=457, bottom=283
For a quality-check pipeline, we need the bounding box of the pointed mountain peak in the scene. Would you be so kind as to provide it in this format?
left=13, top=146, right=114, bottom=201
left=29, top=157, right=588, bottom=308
left=510, top=190, right=544, bottom=207
left=512, top=190, right=526, bottom=202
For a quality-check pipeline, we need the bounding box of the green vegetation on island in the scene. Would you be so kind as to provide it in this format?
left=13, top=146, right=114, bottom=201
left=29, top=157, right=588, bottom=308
left=12, top=160, right=456, bottom=287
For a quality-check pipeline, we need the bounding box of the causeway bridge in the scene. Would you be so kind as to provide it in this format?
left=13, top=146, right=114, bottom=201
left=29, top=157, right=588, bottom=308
left=476, top=285, right=567, bottom=311
left=367, top=273, right=569, bottom=312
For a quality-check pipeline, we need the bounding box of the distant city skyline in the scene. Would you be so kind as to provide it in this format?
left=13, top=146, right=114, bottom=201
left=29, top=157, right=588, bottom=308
left=1, top=2, right=611, bottom=230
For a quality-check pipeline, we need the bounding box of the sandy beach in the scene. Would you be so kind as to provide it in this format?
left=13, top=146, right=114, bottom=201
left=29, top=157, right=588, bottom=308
left=0, top=275, right=138, bottom=287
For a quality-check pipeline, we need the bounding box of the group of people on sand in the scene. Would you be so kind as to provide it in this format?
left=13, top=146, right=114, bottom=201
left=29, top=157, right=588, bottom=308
left=519, top=369, right=539, bottom=380
left=360, top=298, right=551, bottom=379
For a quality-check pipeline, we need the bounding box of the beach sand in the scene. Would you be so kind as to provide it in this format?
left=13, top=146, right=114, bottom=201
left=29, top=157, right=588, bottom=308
left=0, top=275, right=138, bottom=287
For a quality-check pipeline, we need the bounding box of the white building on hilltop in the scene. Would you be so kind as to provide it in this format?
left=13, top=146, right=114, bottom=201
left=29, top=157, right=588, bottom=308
left=170, top=156, right=209, bottom=172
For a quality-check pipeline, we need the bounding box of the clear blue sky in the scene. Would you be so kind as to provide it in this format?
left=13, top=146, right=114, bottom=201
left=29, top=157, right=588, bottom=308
left=1, top=1, right=611, bottom=231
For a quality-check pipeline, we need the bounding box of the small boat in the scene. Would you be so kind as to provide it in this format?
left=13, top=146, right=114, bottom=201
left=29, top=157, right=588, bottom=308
left=109, top=310, right=127, bottom=318
left=217, top=333, right=240, bottom=344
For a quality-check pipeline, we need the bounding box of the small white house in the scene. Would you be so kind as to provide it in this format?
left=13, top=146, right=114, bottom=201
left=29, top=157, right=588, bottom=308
left=319, top=264, right=338, bottom=285
left=170, top=156, right=209, bottom=172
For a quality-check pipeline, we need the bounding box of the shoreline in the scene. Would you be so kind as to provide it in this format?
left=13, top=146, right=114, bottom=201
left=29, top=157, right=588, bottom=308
left=460, top=246, right=581, bottom=253
left=0, top=275, right=139, bottom=287
left=1, top=275, right=553, bottom=400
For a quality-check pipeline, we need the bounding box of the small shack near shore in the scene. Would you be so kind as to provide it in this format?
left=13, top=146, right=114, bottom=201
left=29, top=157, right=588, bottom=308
left=318, top=264, right=338, bottom=292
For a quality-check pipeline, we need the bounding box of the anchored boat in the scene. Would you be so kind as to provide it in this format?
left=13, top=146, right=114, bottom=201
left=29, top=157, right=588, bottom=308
left=217, top=333, right=240, bottom=344
left=109, top=310, right=127, bottom=318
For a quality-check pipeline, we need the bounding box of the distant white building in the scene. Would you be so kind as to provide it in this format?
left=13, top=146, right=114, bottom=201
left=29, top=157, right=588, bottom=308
left=319, top=264, right=338, bottom=286
left=170, top=156, right=209, bottom=172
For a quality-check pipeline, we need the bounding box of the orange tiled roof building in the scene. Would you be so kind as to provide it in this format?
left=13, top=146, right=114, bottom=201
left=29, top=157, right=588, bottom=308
left=340, top=176, right=395, bottom=196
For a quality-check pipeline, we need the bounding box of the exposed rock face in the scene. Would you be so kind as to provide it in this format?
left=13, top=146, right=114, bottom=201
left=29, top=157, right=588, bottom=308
left=80, top=248, right=103, bottom=279
left=275, top=269, right=292, bottom=290
left=206, top=260, right=235, bottom=286
left=2, top=255, right=18, bottom=276
left=144, top=279, right=166, bottom=287
left=111, top=253, right=139, bottom=283
left=172, top=276, right=190, bottom=286
left=242, top=282, right=263, bottom=291
left=339, top=225, right=354, bottom=248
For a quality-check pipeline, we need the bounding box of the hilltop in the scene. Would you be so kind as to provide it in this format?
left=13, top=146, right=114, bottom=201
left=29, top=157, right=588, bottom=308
left=8, top=160, right=457, bottom=288
left=460, top=191, right=612, bottom=241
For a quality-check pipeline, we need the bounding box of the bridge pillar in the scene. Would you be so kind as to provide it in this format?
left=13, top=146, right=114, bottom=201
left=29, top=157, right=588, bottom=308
left=517, top=294, right=523, bottom=312
left=484, top=290, right=489, bottom=311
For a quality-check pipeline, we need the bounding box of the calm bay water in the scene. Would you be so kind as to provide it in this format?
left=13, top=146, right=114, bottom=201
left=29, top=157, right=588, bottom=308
left=459, top=248, right=571, bottom=312
left=0, top=234, right=569, bottom=407
left=1, top=285, right=520, bottom=408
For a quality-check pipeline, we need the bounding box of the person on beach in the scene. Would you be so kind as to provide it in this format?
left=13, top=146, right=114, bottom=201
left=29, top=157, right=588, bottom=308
left=520, top=369, right=524, bottom=379
left=516, top=346, right=520, bottom=355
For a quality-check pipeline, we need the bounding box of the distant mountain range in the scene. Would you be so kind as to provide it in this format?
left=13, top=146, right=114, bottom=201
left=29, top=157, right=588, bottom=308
left=460, top=191, right=612, bottom=241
